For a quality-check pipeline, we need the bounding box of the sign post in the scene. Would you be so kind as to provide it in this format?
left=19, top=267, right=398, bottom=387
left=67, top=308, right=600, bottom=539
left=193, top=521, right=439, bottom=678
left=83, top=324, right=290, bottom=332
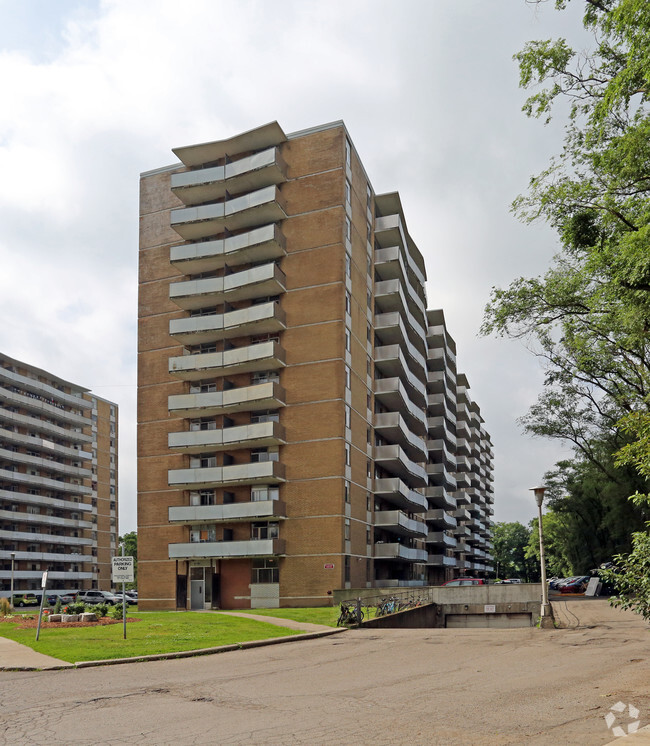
left=112, top=553, right=134, bottom=640
left=35, top=571, right=48, bottom=642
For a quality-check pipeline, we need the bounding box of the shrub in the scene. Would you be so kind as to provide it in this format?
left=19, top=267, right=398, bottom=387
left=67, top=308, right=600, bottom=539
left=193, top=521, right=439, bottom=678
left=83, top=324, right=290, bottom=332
left=90, top=603, right=109, bottom=618
left=66, top=601, right=87, bottom=615
left=0, top=597, right=10, bottom=616
left=53, top=597, right=62, bottom=614
left=109, top=603, right=124, bottom=620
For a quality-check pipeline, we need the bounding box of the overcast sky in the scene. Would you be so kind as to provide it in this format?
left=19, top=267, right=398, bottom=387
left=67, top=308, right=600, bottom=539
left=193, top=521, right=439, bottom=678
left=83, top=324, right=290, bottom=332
left=0, top=0, right=592, bottom=533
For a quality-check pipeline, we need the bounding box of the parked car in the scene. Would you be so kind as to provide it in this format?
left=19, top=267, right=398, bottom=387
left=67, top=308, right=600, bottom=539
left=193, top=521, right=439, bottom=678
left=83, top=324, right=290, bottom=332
left=111, top=592, right=133, bottom=605
left=442, top=578, right=487, bottom=586
left=560, top=576, right=591, bottom=594
left=125, top=590, right=138, bottom=601
left=12, top=593, right=40, bottom=607
left=504, top=578, right=522, bottom=584
left=47, top=592, right=78, bottom=605
left=76, top=590, right=120, bottom=606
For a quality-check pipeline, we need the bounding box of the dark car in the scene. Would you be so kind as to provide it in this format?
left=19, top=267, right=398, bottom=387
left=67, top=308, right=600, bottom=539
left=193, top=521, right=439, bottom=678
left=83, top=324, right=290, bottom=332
left=560, top=576, right=591, bottom=594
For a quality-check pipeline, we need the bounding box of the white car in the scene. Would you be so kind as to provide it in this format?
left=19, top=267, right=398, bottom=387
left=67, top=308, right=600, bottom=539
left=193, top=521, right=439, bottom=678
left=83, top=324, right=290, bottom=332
left=77, top=590, right=120, bottom=605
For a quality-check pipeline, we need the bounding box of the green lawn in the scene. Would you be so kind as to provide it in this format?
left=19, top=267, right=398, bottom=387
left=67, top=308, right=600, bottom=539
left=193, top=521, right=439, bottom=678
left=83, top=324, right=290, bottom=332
left=0, top=611, right=301, bottom=663
left=231, top=606, right=340, bottom=626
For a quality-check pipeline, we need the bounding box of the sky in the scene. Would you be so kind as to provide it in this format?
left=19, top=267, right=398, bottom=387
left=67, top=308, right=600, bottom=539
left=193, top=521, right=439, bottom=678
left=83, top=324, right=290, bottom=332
left=0, top=0, right=593, bottom=534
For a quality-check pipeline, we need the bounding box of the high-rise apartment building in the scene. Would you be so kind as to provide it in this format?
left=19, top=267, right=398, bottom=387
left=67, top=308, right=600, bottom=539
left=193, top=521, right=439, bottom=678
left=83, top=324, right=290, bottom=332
left=0, top=354, right=118, bottom=592
left=138, top=121, right=493, bottom=610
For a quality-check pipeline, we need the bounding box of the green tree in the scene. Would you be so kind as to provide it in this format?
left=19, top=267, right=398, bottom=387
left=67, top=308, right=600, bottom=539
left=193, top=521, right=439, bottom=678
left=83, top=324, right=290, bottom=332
left=492, top=522, right=535, bottom=580
left=118, top=531, right=137, bottom=588
left=526, top=512, right=573, bottom=578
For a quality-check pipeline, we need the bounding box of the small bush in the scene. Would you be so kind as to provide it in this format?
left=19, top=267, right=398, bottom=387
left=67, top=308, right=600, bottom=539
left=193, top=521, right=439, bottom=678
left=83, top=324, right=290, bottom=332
left=108, top=604, right=124, bottom=621
left=66, top=601, right=87, bottom=615
left=90, top=603, right=109, bottom=618
left=53, top=597, right=62, bottom=614
left=0, top=597, right=10, bottom=616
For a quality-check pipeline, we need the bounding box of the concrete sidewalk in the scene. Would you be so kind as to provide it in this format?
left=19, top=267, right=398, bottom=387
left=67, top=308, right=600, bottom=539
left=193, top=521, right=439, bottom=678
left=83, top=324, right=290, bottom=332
left=0, top=634, right=72, bottom=670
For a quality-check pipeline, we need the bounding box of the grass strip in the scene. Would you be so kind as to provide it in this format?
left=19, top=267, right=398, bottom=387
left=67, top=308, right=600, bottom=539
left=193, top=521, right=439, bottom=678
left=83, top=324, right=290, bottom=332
left=0, top=611, right=300, bottom=662
left=231, top=607, right=340, bottom=627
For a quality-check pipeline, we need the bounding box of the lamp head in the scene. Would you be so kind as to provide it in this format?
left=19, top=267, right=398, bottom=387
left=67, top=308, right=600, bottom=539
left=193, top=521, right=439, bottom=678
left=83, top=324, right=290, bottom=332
left=529, top=486, right=546, bottom=508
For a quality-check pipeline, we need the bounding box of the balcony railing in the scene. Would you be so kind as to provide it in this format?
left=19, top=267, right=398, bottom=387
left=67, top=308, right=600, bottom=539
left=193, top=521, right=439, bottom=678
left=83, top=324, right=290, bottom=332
left=373, top=478, right=427, bottom=513
left=169, top=262, right=286, bottom=310
left=373, top=543, right=428, bottom=562
left=168, top=499, right=286, bottom=524
left=168, top=381, right=285, bottom=418
left=168, top=342, right=285, bottom=381
left=374, top=510, right=427, bottom=538
left=168, top=421, right=285, bottom=453
left=170, top=185, right=287, bottom=240
left=168, top=538, right=286, bottom=560
left=168, top=460, right=286, bottom=488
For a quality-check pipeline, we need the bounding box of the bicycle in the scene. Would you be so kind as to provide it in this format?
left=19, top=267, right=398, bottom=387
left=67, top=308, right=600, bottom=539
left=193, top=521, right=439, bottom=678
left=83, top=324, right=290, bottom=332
left=337, top=601, right=364, bottom=626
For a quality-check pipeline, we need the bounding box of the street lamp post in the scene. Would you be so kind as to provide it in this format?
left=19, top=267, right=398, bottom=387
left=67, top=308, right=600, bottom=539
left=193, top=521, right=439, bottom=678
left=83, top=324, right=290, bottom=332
left=10, top=551, right=15, bottom=611
left=530, top=486, right=553, bottom=627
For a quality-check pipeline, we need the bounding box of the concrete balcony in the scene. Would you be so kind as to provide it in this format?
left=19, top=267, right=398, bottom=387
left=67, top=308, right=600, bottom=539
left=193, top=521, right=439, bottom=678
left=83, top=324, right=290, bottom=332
left=0, top=448, right=91, bottom=480
left=170, top=224, right=286, bottom=275
left=427, top=417, right=455, bottom=448
left=373, top=245, right=427, bottom=318
left=374, top=312, right=427, bottom=371
left=169, top=499, right=286, bottom=524
left=0, top=428, right=91, bottom=461
left=426, top=439, right=457, bottom=468
left=453, top=490, right=472, bottom=507
left=374, top=510, right=427, bottom=538
left=426, top=368, right=456, bottom=396
left=374, top=377, right=427, bottom=436
left=169, top=262, right=286, bottom=311
left=427, top=393, right=457, bottom=424
left=426, top=554, right=457, bottom=567
left=424, top=486, right=456, bottom=511
left=373, top=412, right=427, bottom=462
left=0, top=509, right=93, bottom=530
left=454, top=525, right=471, bottom=538
left=373, top=344, right=427, bottom=407
left=374, top=444, right=427, bottom=487
left=373, top=478, right=427, bottom=513
left=0, top=549, right=92, bottom=564
left=169, top=302, right=286, bottom=346
left=427, top=347, right=457, bottom=373
left=0, top=469, right=91, bottom=496
left=373, top=209, right=427, bottom=288
left=426, top=462, right=457, bottom=490
left=374, top=279, right=427, bottom=352
left=168, top=341, right=285, bottom=381
left=426, top=509, right=457, bottom=529
left=0, top=409, right=92, bottom=445
left=0, top=387, right=89, bottom=428
left=0, top=570, right=94, bottom=581
left=426, top=532, right=457, bottom=548
left=168, top=538, right=286, bottom=560
left=168, top=421, right=285, bottom=453
left=373, top=543, right=428, bottom=562
left=0, top=366, right=90, bottom=411
left=171, top=147, right=287, bottom=206
left=0, top=489, right=92, bottom=514
left=168, top=381, right=285, bottom=418
left=1, top=531, right=92, bottom=546
left=168, top=460, right=285, bottom=488
left=170, top=185, right=287, bottom=240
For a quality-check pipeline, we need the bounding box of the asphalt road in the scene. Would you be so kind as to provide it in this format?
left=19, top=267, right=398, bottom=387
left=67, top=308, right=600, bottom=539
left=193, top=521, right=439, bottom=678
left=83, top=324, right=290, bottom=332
left=0, top=600, right=648, bottom=746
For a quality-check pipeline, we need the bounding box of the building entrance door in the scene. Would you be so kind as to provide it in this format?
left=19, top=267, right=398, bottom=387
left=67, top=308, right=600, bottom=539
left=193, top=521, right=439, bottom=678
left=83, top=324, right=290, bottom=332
left=190, top=566, right=205, bottom=609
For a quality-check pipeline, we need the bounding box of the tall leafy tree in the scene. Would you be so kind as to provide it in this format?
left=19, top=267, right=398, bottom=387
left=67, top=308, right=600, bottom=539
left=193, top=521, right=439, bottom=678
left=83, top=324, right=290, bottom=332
left=118, top=531, right=138, bottom=587
left=492, top=522, right=536, bottom=580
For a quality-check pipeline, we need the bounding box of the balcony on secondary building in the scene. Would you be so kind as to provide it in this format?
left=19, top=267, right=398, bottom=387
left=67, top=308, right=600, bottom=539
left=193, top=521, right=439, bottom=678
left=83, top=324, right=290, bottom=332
left=168, top=381, right=286, bottom=418
left=0, top=387, right=90, bottom=428
left=374, top=510, right=427, bottom=539
left=426, top=462, right=457, bottom=491
left=169, top=262, right=286, bottom=311
left=168, top=499, right=286, bottom=524
left=373, top=207, right=427, bottom=288
left=374, top=312, right=427, bottom=373
left=424, top=485, right=456, bottom=511
left=170, top=185, right=287, bottom=241
left=168, top=459, right=286, bottom=489
left=171, top=147, right=288, bottom=206
left=168, top=341, right=285, bottom=381
left=170, top=224, right=286, bottom=276
left=374, top=377, right=427, bottom=436
left=426, top=531, right=457, bottom=549
left=374, top=344, right=427, bottom=407
left=168, top=421, right=286, bottom=453
left=168, top=537, right=286, bottom=560
left=373, top=542, right=428, bottom=562
left=373, top=412, right=427, bottom=463
left=373, top=245, right=427, bottom=318
left=374, top=280, right=428, bottom=353
left=169, top=301, right=286, bottom=346
left=426, top=509, right=457, bottom=530
left=0, top=409, right=93, bottom=445
left=426, top=554, right=457, bottom=567
left=374, top=444, right=427, bottom=487
left=373, top=477, right=427, bottom=513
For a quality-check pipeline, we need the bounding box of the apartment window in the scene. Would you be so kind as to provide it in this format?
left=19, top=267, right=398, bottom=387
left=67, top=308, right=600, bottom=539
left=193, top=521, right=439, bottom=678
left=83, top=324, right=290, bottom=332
left=345, top=291, right=351, bottom=315
left=345, top=518, right=350, bottom=541
left=190, top=454, right=217, bottom=468
left=345, top=365, right=351, bottom=390
left=251, top=522, right=279, bottom=540
left=345, top=179, right=351, bottom=209
left=345, top=329, right=351, bottom=352
left=251, top=448, right=278, bottom=463
left=366, top=493, right=371, bottom=511
left=345, top=138, right=351, bottom=168
left=251, top=485, right=279, bottom=502
left=344, top=481, right=350, bottom=504
left=345, top=443, right=351, bottom=466
left=366, top=220, right=372, bottom=244
left=367, top=527, right=371, bottom=545
left=345, top=253, right=351, bottom=279
left=367, top=325, right=372, bottom=344
left=251, top=411, right=279, bottom=424
left=345, top=405, right=351, bottom=429
left=345, top=216, right=352, bottom=242
left=367, top=289, right=372, bottom=309
left=366, top=184, right=372, bottom=211
left=190, top=418, right=216, bottom=431
left=252, top=370, right=279, bottom=385
left=190, top=380, right=217, bottom=393
left=344, top=555, right=350, bottom=583
left=366, top=459, right=372, bottom=478
left=251, top=558, right=278, bottom=584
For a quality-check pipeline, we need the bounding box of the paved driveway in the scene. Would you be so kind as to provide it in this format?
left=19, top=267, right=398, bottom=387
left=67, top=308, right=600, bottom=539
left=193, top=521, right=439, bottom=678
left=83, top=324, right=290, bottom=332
left=0, top=601, right=648, bottom=745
